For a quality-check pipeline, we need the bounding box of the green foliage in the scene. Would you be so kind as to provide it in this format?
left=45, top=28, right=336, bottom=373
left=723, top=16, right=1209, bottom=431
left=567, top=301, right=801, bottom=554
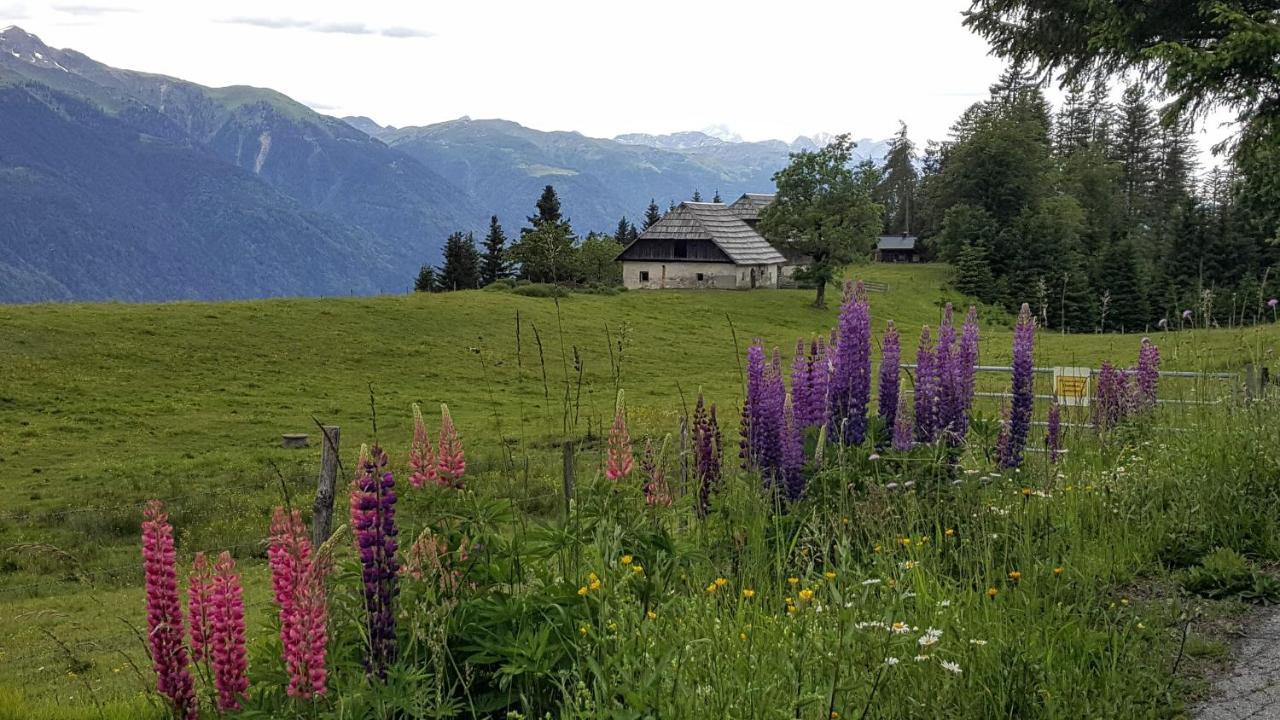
left=1181, top=548, right=1280, bottom=605
left=511, top=283, right=571, bottom=298
left=641, top=199, right=662, bottom=231
left=876, top=122, right=921, bottom=235
left=759, top=134, right=884, bottom=307
left=480, top=216, right=513, bottom=286
left=437, top=231, right=482, bottom=291
left=574, top=233, right=623, bottom=287
left=415, top=265, right=438, bottom=293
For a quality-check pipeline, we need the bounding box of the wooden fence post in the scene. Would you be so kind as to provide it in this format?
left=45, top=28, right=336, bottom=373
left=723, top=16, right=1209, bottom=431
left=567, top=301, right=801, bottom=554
left=312, top=425, right=340, bottom=547
left=678, top=417, right=689, bottom=497
left=1244, top=364, right=1257, bottom=402
left=561, top=441, right=575, bottom=522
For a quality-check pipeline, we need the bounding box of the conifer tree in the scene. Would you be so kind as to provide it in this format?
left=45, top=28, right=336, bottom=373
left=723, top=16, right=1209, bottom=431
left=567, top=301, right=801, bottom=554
left=1116, top=84, right=1159, bottom=222
left=1096, top=237, right=1149, bottom=331
left=642, top=199, right=662, bottom=230
left=527, top=185, right=564, bottom=230
left=614, top=217, right=632, bottom=245
left=480, top=216, right=512, bottom=285
left=437, top=231, right=482, bottom=291
left=1054, top=82, right=1092, bottom=155
left=713, top=189, right=722, bottom=203
left=876, top=122, right=920, bottom=234
left=954, top=243, right=995, bottom=301
left=691, top=189, right=703, bottom=202
left=414, top=265, right=437, bottom=293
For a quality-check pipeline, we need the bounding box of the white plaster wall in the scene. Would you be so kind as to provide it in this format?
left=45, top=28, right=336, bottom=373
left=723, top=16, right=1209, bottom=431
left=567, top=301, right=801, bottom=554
left=621, top=261, right=783, bottom=289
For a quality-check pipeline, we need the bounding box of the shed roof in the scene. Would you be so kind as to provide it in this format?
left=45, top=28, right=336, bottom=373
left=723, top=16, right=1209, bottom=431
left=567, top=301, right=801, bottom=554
left=877, top=235, right=918, bottom=251
left=727, top=193, right=776, bottom=221
left=619, top=202, right=786, bottom=265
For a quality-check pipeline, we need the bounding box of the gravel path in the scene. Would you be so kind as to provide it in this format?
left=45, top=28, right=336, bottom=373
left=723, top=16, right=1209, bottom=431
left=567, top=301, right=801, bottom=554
left=1196, top=608, right=1280, bottom=719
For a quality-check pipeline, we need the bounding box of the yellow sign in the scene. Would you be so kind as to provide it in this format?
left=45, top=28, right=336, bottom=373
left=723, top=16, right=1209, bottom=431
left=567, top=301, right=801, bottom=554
left=1053, top=367, right=1091, bottom=406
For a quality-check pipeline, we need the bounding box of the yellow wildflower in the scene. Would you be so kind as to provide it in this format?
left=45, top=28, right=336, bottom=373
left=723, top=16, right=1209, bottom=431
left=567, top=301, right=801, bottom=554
left=632, top=565, right=644, bottom=575
left=742, top=589, right=756, bottom=599
left=986, top=587, right=999, bottom=599
left=589, top=578, right=602, bottom=591
left=823, top=571, right=837, bottom=580
left=714, top=577, right=729, bottom=587
left=798, top=588, right=815, bottom=602
left=577, top=586, right=589, bottom=596
left=1053, top=566, right=1063, bottom=577
left=787, top=605, right=797, bottom=615
left=1008, top=570, right=1021, bottom=582
left=621, top=555, right=633, bottom=565
left=787, top=576, right=799, bottom=586
left=740, top=632, right=748, bottom=641
left=873, top=544, right=882, bottom=554
left=706, top=583, right=718, bottom=594
left=579, top=624, right=590, bottom=636
left=944, top=528, right=955, bottom=537
left=1022, top=487, right=1032, bottom=497
left=646, top=610, right=657, bottom=621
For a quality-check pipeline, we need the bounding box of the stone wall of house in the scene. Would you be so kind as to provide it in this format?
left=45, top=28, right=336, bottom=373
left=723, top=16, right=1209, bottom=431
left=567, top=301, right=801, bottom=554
left=621, top=261, right=783, bottom=290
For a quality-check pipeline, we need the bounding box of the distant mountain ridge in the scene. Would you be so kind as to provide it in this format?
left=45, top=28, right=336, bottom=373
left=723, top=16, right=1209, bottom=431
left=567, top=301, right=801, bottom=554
left=0, top=26, right=890, bottom=303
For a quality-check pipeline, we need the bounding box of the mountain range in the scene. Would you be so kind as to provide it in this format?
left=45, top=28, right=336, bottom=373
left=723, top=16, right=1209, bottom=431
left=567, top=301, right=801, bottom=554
left=0, top=26, right=889, bottom=303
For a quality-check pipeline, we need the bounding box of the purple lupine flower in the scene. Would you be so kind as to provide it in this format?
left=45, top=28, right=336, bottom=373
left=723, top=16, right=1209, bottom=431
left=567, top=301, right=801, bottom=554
left=1046, top=400, right=1062, bottom=463
left=913, top=326, right=938, bottom=443
left=934, top=304, right=957, bottom=440
left=790, top=338, right=811, bottom=428
left=877, top=321, right=901, bottom=432
left=828, top=281, right=872, bottom=445
left=1269, top=298, right=1278, bottom=309
left=694, top=395, right=723, bottom=518
left=891, top=395, right=913, bottom=452
left=744, top=341, right=785, bottom=486
left=741, top=342, right=766, bottom=470
left=998, top=304, right=1035, bottom=469
left=1182, top=309, right=1193, bottom=323
left=955, top=306, right=980, bottom=443
left=807, top=337, right=830, bottom=429
left=351, top=445, right=399, bottom=679
left=782, top=397, right=806, bottom=500
left=1092, top=361, right=1133, bottom=431
left=1134, top=338, right=1160, bottom=410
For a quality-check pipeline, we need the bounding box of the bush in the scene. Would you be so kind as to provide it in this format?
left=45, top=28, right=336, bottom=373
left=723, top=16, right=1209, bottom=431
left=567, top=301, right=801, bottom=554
left=574, top=283, right=622, bottom=296
left=483, top=279, right=517, bottom=292
left=1180, top=547, right=1280, bottom=604
left=511, top=283, right=570, bottom=298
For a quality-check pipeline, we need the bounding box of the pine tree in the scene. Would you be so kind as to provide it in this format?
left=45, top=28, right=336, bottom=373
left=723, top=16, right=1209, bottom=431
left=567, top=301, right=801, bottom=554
left=1054, top=81, right=1092, bottom=155
left=713, top=189, right=722, bottom=203
left=876, top=121, right=920, bottom=234
left=1116, top=84, right=1159, bottom=223
left=691, top=189, right=703, bottom=202
left=1086, top=80, right=1114, bottom=150
left=480, top=216, right=511, bottom=285
left=526, top=185, right=564, bottom=231
left=668, top=200, right=677, bottom=214
left=1096, top=237, right=1149, bottom=332
left=642, top=199, right=662, bottom=230
left=614, top=217, right=632, bottom=245
left=954, top=243, right=996, bottom=301
left=414, top=265, right=437, bottom=293
left=437, top=231, right=482, bottom=291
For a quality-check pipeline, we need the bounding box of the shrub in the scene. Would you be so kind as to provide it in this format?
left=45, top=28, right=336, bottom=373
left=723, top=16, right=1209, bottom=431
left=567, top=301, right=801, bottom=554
left=511, top=283, right=570, bottom=298
left=483, top=279, right=517, bottom=292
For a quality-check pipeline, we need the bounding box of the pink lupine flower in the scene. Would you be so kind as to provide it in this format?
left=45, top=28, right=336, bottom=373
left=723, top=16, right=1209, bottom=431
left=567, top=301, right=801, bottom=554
left=437, top=404, right=466, bottom=488
left=210, top=552, right=249, bottom=711
left=408, top=403, right=439, bottom=489
left=141, top=500, right=197, bottom=720
left=269, top=506, right=330, bottom=697
left=187, top=552, right=213, bottom=664
left=606, top=391, right=634, bottom=481
left=640, top=437, right=672, bottom=507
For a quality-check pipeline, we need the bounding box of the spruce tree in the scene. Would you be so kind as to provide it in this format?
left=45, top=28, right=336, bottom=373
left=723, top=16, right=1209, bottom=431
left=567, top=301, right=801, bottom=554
left=691, top=189, right=703, bottom=202
left=614, top=217, right=632, bottom=245
left=437, top=231, right=482, bottom=291
left=480, top=215, right=512, bottom=285
left=1054, top=82, right=1092, bottom=155
left=414, top=265, right=437, bottom=293
left=954, top=243, right=996, bottom=302
left=1116, top=84, right=1159, bottom=223
left=713, top=189, right=722, bottom=203
left=876, top=121, right=920, bottom=234
left=1096, top=238, right=1149, bottom=332
left=642, top=199, right=662, bottom=230
left=527, top=185, right=564, bottom=230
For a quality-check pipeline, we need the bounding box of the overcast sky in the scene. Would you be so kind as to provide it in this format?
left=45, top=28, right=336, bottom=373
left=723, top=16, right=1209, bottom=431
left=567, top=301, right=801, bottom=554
left=2, top=0, right=1236, bottom=155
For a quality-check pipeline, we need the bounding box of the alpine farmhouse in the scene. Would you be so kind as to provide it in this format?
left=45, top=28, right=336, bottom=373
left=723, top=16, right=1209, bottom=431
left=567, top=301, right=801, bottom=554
left=616, top=194, right=788, bottom=290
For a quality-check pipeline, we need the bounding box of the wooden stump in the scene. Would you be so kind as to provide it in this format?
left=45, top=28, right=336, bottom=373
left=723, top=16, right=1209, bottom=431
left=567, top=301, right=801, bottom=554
left=281, top=433, right=309, bottom=449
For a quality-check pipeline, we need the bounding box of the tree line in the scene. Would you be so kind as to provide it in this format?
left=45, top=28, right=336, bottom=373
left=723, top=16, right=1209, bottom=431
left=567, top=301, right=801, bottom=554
left=876, top=63, right=1277, bottom=332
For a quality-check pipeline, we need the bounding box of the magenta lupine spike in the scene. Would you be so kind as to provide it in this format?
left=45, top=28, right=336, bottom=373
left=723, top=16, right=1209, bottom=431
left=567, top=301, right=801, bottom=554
left=269, top=505, right=330, bottom=697
left=1046, top=400, right=1062, bottom=464
left=437, top=404, right=466, bottom=488
left=408, top=403, right=439, bottom=489
left=351, top=445, right=400, bottom=679
left=955, top=306, right=980, bottom=442
left=935, top=303, right=957, bottom=440
left=913, top=326, right=937, bottom=443
left=1134, top=338, right=1160, bottom=410
left=606, top=391, right=634, bottom=481
left=999, top=304, right=1036, bottom=469
left=141, top=500, right=197, bottom=720
left=187, top=552, right=213, bottom=665
left=640, top=437, right=672, bottom=506
left=892, top=395, right=914, bottom=452
left=210, top=551, right=249, bottom=711
left=790, top=338, right=811, bottom=427
left=1092, top=361, right=1133, bottom=431
left=877, top=321, right=901, bottom=431
left=995, top=404, right=1012, bottom=465
left=827, top=281, right=872, bottom=445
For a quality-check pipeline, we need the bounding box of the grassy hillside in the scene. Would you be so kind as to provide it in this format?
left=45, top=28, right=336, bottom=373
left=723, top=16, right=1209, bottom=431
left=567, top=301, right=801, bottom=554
left=0, top=263, right=1276, bottom=711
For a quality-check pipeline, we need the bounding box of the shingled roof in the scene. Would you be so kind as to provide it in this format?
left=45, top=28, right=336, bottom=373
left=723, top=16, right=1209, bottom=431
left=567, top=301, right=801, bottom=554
left=623, top=202, right=785, bottom=265
left=877, top=235, right=918, bottom=251
left=727, top=193, right=776, bottom=221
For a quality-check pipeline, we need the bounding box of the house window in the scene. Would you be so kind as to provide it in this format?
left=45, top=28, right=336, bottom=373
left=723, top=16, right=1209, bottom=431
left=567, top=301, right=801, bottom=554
left=673, top=240, right=688, bottom=258
left=696, top=272, right=705, bottom=282
left=639, top=270, right=650, bottom=282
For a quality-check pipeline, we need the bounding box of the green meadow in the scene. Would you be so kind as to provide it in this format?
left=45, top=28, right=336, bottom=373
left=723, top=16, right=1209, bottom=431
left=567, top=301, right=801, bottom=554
left=1, top=263, right=1277, bottom=717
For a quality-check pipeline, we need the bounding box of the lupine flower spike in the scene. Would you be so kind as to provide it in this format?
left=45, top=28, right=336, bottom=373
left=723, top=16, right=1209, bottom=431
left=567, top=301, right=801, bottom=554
left=437, top=404, right=466, bottom=488
left=351, top=446, right=400, bottom=679
left=998, top=304, right=1035, bottom=469
left=935, top=303, right=957, bottom=440
left=408, top=403, right=439, bottom=488
left=641, top=437, right=673, bottom=506
left=1134, top=338, right=1160, bottom=410
left=1092, top=361, right=1132, bottom=431
left=892, top=395, right=913, bottom=452
left=1046, top=400, right=1062, bottom=464
left=187, top=552, right=213, bottom=664
left=142, top=500, right=197, bottom=720
left=790, top=338, right=811, bottom=427
left=269, top=506, right=330, bottom=698
left=955, top=306, right=980, bottom=442
left=210, top=551, right=249, bottom=711
left=877, top=320, right=901, bottom=432
left=828, top=280, right=872, bottom=445
left=914, top=326, right=937, bottom=443
left=606, top=390, right=634, bottom=481
left=694, top=394, right=723, bottom=517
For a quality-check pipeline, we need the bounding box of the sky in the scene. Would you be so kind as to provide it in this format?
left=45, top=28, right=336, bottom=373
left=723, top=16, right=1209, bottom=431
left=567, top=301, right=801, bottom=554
left=1, top=0, right=1237, bottom=155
